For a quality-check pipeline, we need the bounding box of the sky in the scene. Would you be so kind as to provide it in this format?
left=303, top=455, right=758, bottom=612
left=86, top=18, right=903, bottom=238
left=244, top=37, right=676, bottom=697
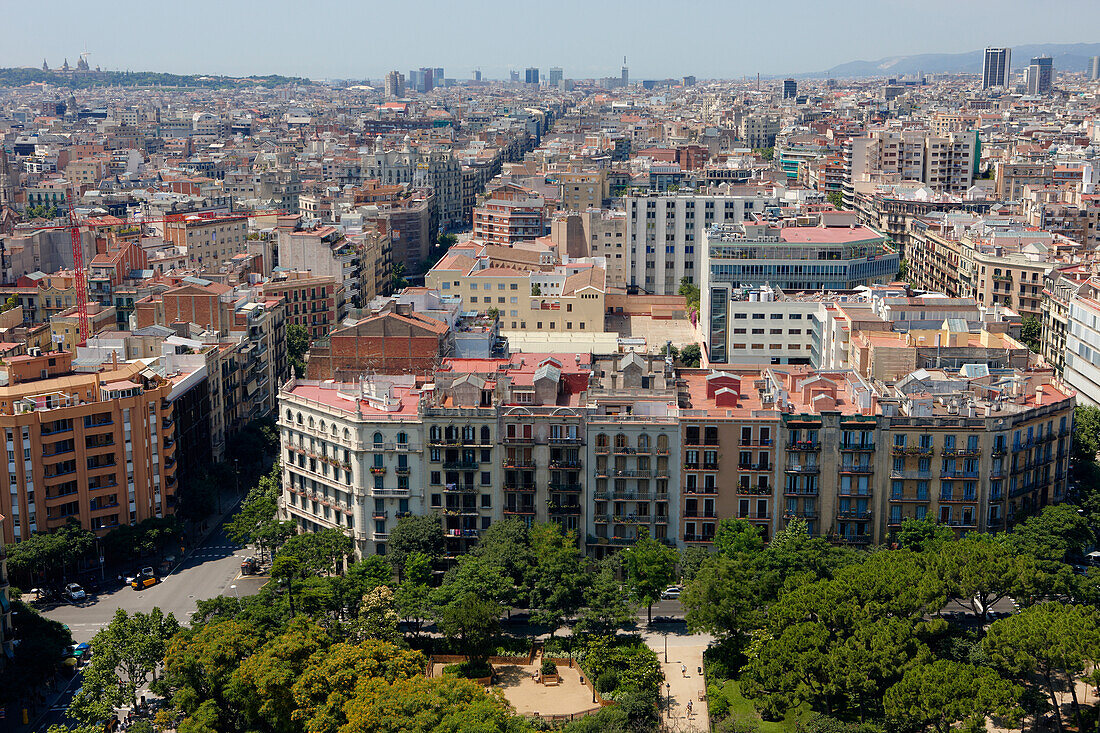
left=4, top=0, right=1100, bottom=81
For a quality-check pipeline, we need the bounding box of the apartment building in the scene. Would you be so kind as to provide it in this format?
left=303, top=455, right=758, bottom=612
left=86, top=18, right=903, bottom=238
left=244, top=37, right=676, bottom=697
left=622, top=190, right=781, bottom=294
left=1064, top=289, right=1100, bottom=408
left=262, top=271, right=346, bottom=340
left=277, top=217, right=390, bottom=306
left=360, top=147, right=463, bottom=230
left=844, top=130, right=977, bottom=207
left=425, top=244, right=606, bottom=334
left=558, top=171, right=609, bottom=211
left=587, top=352, right=681, bottom=557
left=0, top=350, right=177, bottom=545
left=472, top=184, right=552, bottom=245
left=1041, top=266, right=1093, bottom=376
left=0, top=514, right=10, bottom=667
left=164, top=213, right=249, bottom=271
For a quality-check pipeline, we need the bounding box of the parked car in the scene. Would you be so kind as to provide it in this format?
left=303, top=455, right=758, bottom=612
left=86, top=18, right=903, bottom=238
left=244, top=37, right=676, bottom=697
left=64, top=583, right=86, bottom=602
left=660, top=586, right=681, bottom=600
left=131, top=575, right=158, bottom=590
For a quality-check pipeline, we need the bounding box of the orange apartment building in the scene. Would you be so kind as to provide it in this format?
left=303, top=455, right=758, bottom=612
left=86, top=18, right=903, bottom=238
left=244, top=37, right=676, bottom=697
left=472, top=183, right=552, bottom=245
left=0, top=351, right=177, bottom=544
left=262, top=271, right=345, bottom=340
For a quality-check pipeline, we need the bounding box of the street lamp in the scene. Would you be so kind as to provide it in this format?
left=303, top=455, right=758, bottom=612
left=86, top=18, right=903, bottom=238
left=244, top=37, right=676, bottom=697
left=664, top=630, right=668, bottom=663
left=230, top=584, right=242, bottom=611
left=666, top=682, right=671, bottom=718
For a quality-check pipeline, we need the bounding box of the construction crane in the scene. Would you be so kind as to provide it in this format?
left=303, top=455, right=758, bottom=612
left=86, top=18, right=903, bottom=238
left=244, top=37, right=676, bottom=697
left=66, top=187, right=90, bottom=343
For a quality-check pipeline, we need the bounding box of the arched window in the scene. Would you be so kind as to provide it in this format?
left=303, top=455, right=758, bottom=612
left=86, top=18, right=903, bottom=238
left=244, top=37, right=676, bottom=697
left=308, top=416, right=314, bottom=428
left=344, top=428, right=351, bottom=440
left=373, top=432, right=383, bottom=445
left=596, top=433, right=608, bottom=447
left=431, top=426, right=442, bottom=441
left=319, top=421, right=326, bottom=433
left=614, top=433, right=628, bottom=449
left=657, top=434, right=669, bottom=452
left=296, top=412, right=303, bottom=425
left=397, top=431, right=408, bottom=445
left=480, top=426, right=491, bottom=443
left=637, top=433, right=650, bottom=450
left=463, top=425, right=475, bottom=442
left=332, top=423, right=338, bottom=436
left=286, top=409, right=293, bottom=421
left=445, top=425, right=457, bottom=441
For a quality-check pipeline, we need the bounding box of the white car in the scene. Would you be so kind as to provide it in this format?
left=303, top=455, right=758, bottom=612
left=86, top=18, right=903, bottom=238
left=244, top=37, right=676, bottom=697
left=64, top=583, right=86, bottom=602
left=660, top=586, right=681, bottom=600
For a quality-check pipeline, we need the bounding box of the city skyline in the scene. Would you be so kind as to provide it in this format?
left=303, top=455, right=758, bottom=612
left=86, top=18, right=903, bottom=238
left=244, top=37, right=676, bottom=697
left=4, top=0, right=1100, bottom=81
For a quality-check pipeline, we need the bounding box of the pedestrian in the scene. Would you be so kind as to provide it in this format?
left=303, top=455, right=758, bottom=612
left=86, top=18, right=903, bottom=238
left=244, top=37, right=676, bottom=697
left=681, top=663, right=686, bottom=678
left=687, top=700, right=693, bottom=717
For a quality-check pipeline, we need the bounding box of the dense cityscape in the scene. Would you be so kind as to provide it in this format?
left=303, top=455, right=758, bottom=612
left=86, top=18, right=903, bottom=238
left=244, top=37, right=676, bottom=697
left=2, top=8, right=1100, bottom=732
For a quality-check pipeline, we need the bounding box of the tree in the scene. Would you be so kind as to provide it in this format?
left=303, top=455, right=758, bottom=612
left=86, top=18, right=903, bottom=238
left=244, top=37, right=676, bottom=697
left=226, top=463, right=294, bottom=563
left=1020, top=315, right=1042, bottom=353
left=4, top=518, right=94, bottom=588
left=72, top=607, right=181, bottom=720
left=883, top=660, right=1021, bottom=733
left=1073, top=404, right=1100, bottom=461
left=471, top=517, right=533, bottom=591
left=390, top=262, right=408, bottom=293
left=894, top=516, right=953, bottom=553
left=678, top=546, right=711, bottom=583
left=682, top=554, right=759, bottom=644
left=277, top=528, right=354, bottom=576
left=355, top=585, right=401, bottom=644
left=935, top=533, right=1016, bottom=618
left=287, top=323, right=309, bottom=377
left=526, top=523, right=586, bottom=633
left=622, top=533, right=677, bottom=623
left=577, top=560, right=636, bottom=634
left=983, top=602, right=1100, bottom=732
left=712, top=518, right=764, bottom=558
left=678, top=276, right=700, bottom=314
left=826, top=191, right=844, bottom=210
left=387, top=513, right=444, bottom=578
left=435, top=592, right=501, bottom=667
left=1002, top=503, right=1093, bottom=563
left=340, top=676, right=534, bottom=733
left=395, top=552, right=433, bottom=636
left=742, top=551, right=946, bottom=720
left=435, top=554, right=518, bottom=610
left=679, top=343, right=702, bottom=367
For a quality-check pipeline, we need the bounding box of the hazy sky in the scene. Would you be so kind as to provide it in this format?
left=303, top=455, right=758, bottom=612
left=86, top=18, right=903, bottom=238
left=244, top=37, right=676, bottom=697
left=5, top=0, right=1100, bottom=81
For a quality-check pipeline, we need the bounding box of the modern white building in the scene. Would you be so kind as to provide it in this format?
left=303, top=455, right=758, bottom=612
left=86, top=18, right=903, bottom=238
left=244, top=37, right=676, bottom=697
left=622, top=191, right=781, bottom=294
left=1064, top=292, right=1100, bottom=407
left=982, top=47, right=1012, bottom=89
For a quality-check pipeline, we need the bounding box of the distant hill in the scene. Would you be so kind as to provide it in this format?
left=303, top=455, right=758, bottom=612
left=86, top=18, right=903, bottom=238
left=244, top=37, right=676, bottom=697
left=0, top=67, right=311, bottom=89
left=802, top=42, right=1100, bottom=79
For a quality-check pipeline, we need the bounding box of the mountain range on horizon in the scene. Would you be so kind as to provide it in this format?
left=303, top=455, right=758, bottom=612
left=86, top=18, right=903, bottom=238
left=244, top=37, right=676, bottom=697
left=796, top=42, right=1100, bottom=79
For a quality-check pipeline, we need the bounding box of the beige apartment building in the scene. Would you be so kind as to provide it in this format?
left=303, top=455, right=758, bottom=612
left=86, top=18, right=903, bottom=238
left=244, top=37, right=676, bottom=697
left=164, top=213, right=249, bottom=270
left=558, top=171, right=609, bottom=211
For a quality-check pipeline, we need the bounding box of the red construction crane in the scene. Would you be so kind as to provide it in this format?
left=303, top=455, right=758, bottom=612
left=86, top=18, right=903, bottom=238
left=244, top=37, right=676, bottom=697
left=66, top=188, right=90, bottom=344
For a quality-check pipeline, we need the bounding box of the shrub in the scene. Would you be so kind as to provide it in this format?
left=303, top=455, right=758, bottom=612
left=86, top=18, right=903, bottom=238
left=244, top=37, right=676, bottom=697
left=708, top=684, right=730, bottom=719
left=541, top=659, right=557, bottom=676
left=442, top=660, right=492, bottom=679
left=595, top=670, right=619, bottom=694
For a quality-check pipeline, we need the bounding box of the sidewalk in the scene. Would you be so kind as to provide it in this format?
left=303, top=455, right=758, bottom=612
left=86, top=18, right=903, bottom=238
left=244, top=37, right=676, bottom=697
left=642, top=630, right=711, bottom=733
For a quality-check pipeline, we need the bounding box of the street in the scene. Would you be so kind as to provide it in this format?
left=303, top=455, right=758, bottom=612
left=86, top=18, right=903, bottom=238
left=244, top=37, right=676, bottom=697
left=39, top=519, right=269, bottom=643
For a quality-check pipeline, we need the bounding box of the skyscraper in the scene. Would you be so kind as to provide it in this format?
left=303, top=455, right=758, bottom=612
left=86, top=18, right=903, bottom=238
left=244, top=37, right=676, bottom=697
left=1090, top=56, right=1100, bottom=81
left=982, top=47, right=1012, bottom=89
left=473, top=68, right=482, bottom=82
left=548, top=67, right=563, bottom=86
left=525, top=67, right=539, bottom=85
left=433, top=68, right=444, bottom=85
left=621, top=57, right=629, bottom=86
left=783, top=78, right=797, bottom=99
left=1026, top=55, right=1053, bottom=95
left=384, top=70, right=405, bottom=98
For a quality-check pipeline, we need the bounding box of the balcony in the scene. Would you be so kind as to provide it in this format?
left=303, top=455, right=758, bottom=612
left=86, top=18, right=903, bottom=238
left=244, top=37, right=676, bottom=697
left=548, top=437, right=583, bottom=446
left=503, top=484, right=536, bottom=492
left=502, top=436, right=535, bottom=445
left=839, top=464, right=873, bottom=474
left=504, top=507, right=537, bottom=516
left=372, top=511, right=388, bottom=520
left=787, top=441, right=820, bottom=451
left=443, top=483, right=479, bottom=493
left=784, top=464, right=820, bottom=474
left=395, top=467, right=411, bottom=476
left=550, top=505, right=583, bottom=515
left=736, top=513, right=771, bottom=521
left=594, top=445, right=610, bottom=454
left=683, top=534, right=715, bottom=544
left=783, top=488, right=819, bottom=497
left=369, top=466, right=386, bottom=476
left=442, top=460, right=479, bottom=471
left=836, top=510, right=873, bottom=520
left=737, top=485, right=773, bottom=495
left=839, top=443, right=875, bottom=452
left=942, top=448, right=981, bottom=457
left=502, top=459, right=536, bottom=469
left=548, top=482, right=583, bottom=492
left=549, top=460, right=582, bottom=469
left=940, top=470, right=979, bottom=480
left=783, top=511, right=818, bottom=519
left=611, top=470, right=651, bottom=478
